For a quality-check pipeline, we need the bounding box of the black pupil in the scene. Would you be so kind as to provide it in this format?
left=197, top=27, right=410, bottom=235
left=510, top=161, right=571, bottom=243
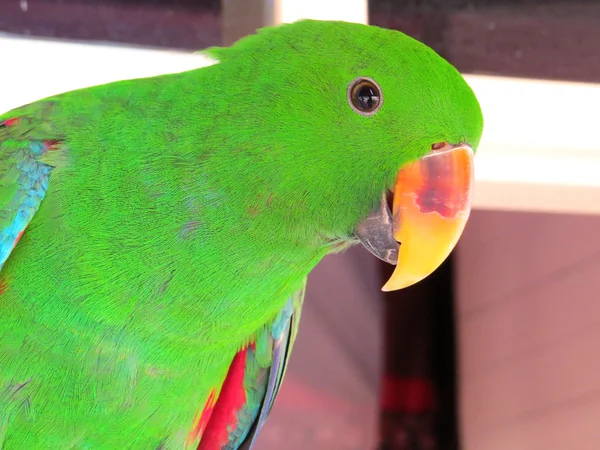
left=356, top=85, right=379, bottom=110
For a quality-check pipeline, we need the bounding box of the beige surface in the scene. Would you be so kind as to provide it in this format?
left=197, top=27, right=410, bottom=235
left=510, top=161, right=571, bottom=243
left=221, top=0, right=367, bottom=46
left=456, top=210, right=600, bottom=450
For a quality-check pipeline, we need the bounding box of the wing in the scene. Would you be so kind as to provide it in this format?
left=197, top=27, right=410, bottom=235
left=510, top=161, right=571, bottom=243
left=188, top=281, right=306, bottom=450
left=0, top=107, right=67, bottom=269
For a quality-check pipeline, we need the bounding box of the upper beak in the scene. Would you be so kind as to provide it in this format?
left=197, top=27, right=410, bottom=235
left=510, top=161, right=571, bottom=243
left=354, top=143, right=475, bottom=291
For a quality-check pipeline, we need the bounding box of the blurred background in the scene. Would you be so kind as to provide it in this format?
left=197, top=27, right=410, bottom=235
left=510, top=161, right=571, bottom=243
left=1, top=1, right=599, bottom=449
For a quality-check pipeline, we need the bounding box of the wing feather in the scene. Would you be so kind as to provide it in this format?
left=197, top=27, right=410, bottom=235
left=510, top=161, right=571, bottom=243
left=0, top=109, right=66, bottom=269
left=193, top=281, right=306, bottom=450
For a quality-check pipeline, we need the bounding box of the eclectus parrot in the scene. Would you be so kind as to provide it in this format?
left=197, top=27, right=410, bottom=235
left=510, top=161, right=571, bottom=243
left=0, top=19, right=482, bottom=449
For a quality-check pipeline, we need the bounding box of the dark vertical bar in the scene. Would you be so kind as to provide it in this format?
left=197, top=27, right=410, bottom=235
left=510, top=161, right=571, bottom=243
left=431, top=255, right=460, bottom=450
left=377, top=254, right=459, bottom=450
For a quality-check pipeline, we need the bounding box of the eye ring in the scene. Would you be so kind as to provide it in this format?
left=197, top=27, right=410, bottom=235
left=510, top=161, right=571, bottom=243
left=347, top=77, right=383, bottom=116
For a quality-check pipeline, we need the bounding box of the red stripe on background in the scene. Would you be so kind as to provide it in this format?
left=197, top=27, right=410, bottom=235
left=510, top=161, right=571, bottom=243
left=380, top=377, right=435, bottom=413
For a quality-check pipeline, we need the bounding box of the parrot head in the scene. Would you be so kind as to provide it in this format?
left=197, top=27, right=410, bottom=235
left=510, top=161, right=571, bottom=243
left=204, top=19, right=483, bottom=291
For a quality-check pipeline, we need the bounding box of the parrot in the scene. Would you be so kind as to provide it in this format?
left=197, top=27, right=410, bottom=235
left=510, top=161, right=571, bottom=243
left=0, top=19, right=483, bottom=449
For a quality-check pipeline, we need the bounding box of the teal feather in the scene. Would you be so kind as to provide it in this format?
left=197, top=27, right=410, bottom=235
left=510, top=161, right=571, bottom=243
left=0, top=119, right=57, bottom=269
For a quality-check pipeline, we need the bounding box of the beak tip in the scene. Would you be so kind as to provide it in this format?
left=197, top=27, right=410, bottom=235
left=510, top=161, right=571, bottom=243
left=380, top=278, right=404, bottom=292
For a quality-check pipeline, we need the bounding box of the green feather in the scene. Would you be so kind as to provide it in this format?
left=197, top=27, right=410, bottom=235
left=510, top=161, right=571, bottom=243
left=0, top=19, right=482, bottom=448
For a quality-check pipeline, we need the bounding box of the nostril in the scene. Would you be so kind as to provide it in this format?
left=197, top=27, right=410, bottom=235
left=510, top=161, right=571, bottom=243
left=431, top=142, right=446, bottom=151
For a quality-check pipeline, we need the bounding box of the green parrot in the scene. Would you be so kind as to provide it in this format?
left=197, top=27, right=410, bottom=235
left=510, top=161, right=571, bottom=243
left=0, top=19, right=482, bottom=449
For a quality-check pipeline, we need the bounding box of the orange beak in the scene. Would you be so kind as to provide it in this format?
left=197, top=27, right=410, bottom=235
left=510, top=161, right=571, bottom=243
left=382, top=144, right=474, bottom=290
left=355, top=144, right=474, bottom=291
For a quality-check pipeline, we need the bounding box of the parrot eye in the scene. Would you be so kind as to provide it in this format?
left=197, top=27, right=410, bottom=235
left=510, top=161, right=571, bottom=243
left=348, top=77, right=383, bottom=116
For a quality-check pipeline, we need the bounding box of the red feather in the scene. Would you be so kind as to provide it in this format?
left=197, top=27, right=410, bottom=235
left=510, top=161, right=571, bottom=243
left=194, top=347, right=248, bottom=450
left=1, top=117, right=20, bottom=127
left=13, top=230, right=24, bottom=249
left=187, top=389, right=217, bottom=447
left=43, top=140, right=61, bottom=151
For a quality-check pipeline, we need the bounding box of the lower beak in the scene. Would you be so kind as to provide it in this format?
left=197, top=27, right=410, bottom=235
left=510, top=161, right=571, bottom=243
left=355, top=144, right=475, bottom=291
